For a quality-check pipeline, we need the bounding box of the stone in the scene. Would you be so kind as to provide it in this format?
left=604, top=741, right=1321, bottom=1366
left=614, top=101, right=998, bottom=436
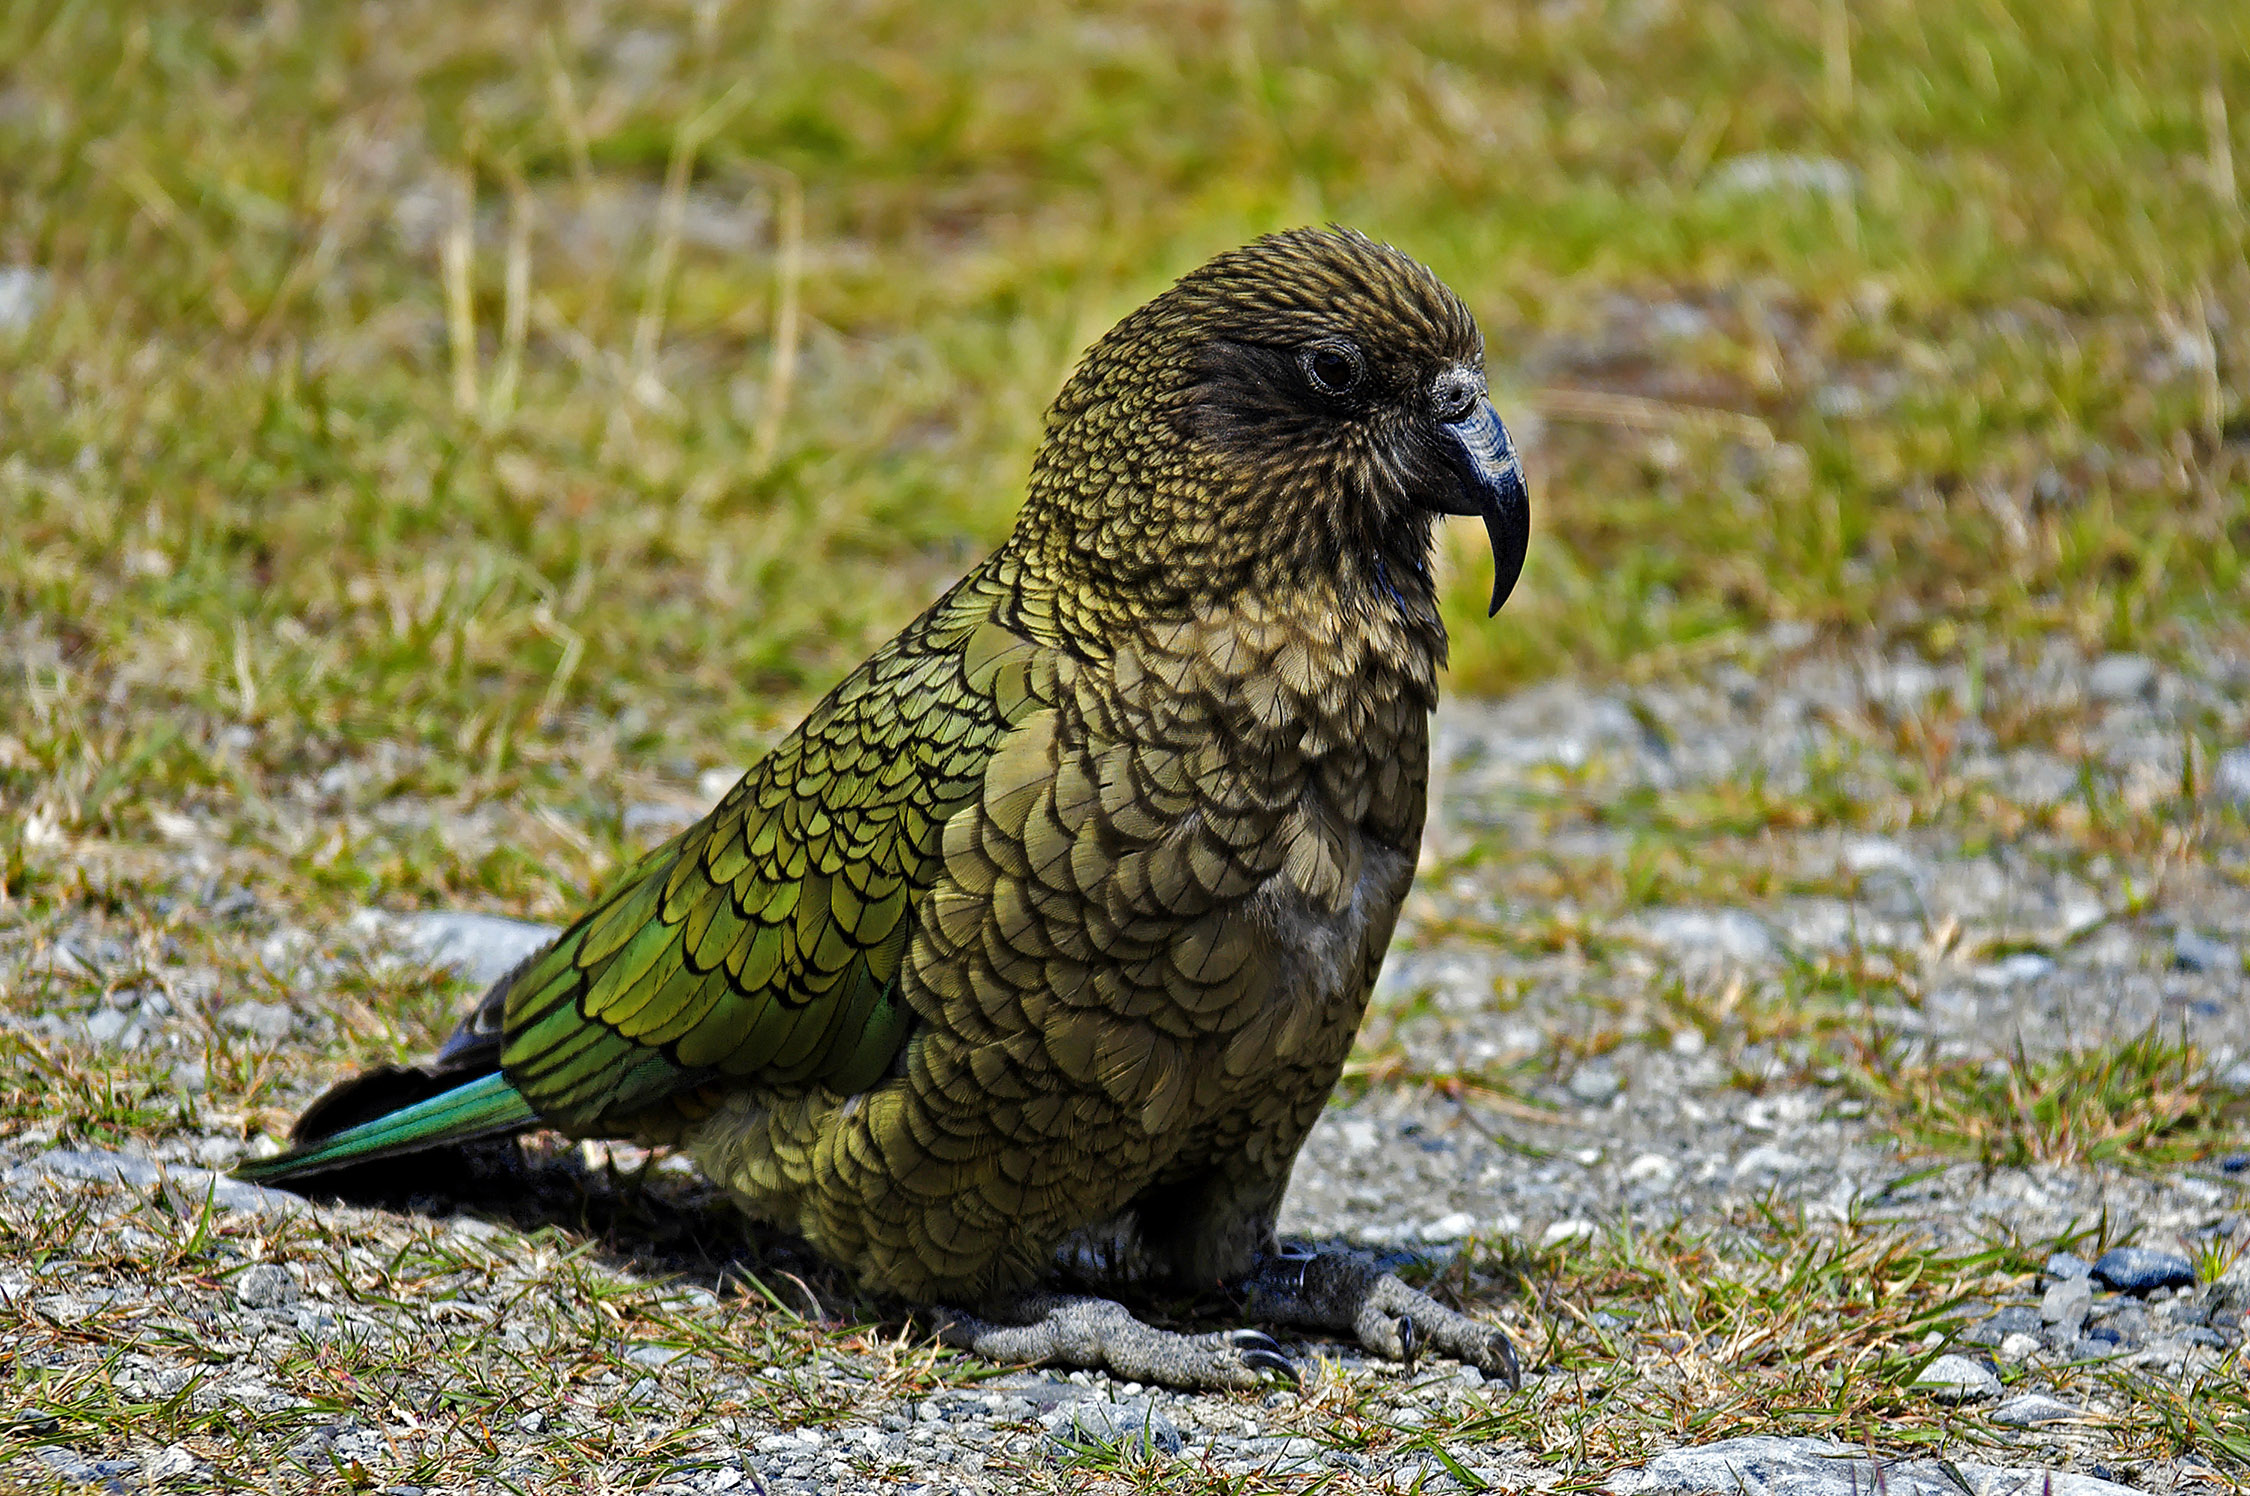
left=622, top=802, right=697, bottom=838
left=1624, top=1152, right=1678, bottom=1186
left=1731, top=1145, right=1811, bottom=1184
left=1047, top=1399, right=1183, bottom=1460
left=2041, top=1276, right=2094, bottom=1331
left=2211, top=747, right=2250, bottom=809
left=1607, top=1436, right=2136, bottom=1496
left=1606, top=1436, right=1907, bottom=1495
left=1708, top=153, right=1857, bottom=200
left=7, top=1147, right=305, bottom=1218
left=2085, top=653, right=2155, bottom=702
left=2043, top=1251, right=2092, bottom=1282
left=220, top=1000, right=295, bottom=1042
left=389, top=911, right=561, bottom=987
left=1913, top=1353, right=2000, bottom=1403
left=1635, top=909, right=1780, bottom=968
left=234, top=1263, right=297, bottom=1308
left=0, top=265, right=49, bottom=332
left=1990, top=1393, right=2082, bottom=1427
left=83, top=1008, right=134, bottom=1046
left=2173, top=928, right=2238, bottom=974
left=35, top=1447, right=140, bottom=1490
left=144, top=1445, right=203, bottom=1482
left=1568, top=1064, right=1622, bottom=1104
left=1996, top=1333, right=2043, bottom=1363
left=1420, top=1211, right=1477, bottom=1243
left=1972, top=953, right=2053, bottom=987
left=2090, top=1246, right=2196, bottom=1294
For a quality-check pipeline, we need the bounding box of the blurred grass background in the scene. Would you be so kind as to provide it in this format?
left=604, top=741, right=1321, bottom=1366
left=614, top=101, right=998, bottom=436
left=1, top=0, right=2245, bottom=911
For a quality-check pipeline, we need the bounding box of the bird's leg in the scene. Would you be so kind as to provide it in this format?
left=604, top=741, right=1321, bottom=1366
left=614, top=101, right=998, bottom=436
left=935, top=1293, right=1298, bottom=1392
left=1243, top=1246, right=1520, bottom=1389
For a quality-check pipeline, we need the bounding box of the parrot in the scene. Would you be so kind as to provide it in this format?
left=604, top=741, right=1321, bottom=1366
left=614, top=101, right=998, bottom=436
left=238, top=226, right=1533, bottom=1391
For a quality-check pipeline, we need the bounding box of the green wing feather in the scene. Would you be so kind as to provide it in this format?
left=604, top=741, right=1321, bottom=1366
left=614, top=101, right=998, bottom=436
left=233, top=1073, right=536, bottom=1181
left=500, top=572, right=1055, bottom=1136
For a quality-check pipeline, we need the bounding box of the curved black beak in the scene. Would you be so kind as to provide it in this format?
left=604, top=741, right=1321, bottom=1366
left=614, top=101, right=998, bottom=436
left=1435, top=399, right=1531, bottom=616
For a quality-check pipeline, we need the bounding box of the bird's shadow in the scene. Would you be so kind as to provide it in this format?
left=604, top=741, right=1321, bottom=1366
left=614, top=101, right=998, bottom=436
left=280, top=1135, right=867, bottom=1321
left=274, top=1136, right=1479, bottom=1359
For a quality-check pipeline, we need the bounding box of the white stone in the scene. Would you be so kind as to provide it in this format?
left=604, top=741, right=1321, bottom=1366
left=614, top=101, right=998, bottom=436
left=1541, top=1219, right=1596, bottom=1248
left=1913, top=1352, right=2000, bottom=1402
left=698, top=766, right=748, bottom=800
left=388, top=910, right=561, bottom=986
left=2086, top=653, right=2156, bottom=702
left=2041, top=1276, right=2093, bottom=1329
left=1971, top=953, right=2053, bottom=988
left=1624, top=1153, right=1676, bottom=1185
left=1842, top=837, right=1917, bottom=876
left=1708, top=154, right=1857, bottom=200
left=220, top=1000, right=294, bottom=1042
left=1990, top=1393, right=2083, bottom=1427
left=1635, top=908, right=1780, bottom=968
left=1609, top=1435, right=2133, bottom=1496
left=2214, top=747, right=2250, bottom=808
left=1421, top=1212, right=1477, bottom=1243
left=1731, top=1145, right=1811, bottom=1184
left=0, top=266, right=49, bottom=331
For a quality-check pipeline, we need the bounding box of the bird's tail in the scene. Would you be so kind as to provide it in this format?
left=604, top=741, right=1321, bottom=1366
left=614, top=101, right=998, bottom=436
left=232, top=1071, right=536, bottom=1183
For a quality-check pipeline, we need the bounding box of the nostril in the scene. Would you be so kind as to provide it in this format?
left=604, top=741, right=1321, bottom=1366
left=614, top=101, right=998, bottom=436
left=1432, top=368, right=1479, bottom=423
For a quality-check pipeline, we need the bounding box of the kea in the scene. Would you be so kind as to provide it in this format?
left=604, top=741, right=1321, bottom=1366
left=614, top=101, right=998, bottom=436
left=238, top=226, right=1532, bottom=1391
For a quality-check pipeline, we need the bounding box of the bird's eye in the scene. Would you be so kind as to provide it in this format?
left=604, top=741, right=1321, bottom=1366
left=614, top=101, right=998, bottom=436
left=1300, top=340, right=1365, bottom=398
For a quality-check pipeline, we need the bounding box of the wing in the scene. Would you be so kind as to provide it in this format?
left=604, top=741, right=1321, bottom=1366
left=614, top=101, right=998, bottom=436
left=499, top=568, right=1060, bottom=1136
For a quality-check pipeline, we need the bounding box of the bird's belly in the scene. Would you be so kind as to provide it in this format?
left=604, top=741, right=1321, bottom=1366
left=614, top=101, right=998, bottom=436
left=686, top=807, right=1420, bottom=1302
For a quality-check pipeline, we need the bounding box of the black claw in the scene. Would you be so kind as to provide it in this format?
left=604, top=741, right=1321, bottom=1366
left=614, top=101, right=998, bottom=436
left=1227, top=1329, right=1288, bottom=1359
left=1491, top=1330, right=1523, bottom=1392
left=1240, top=1347, right=1300, bottom=1386
left=1395, top=1315, right=1420, bottom=1371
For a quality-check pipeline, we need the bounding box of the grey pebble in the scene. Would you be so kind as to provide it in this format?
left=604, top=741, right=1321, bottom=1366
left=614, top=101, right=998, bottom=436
left=220, top=1000, right=294, bottom=1042
left=1608, top=1435, right=2139, bottom=1496
left=1047, top=1399, right=1182, bottom=1459
left=234, top=1263, right=297, bottom=1308
left=1990, top=1393, right=2083, bottom=1427
left=2212, top=746, right=2250, bottom=809
left=2090, top=1246, right=2196, bottom=1294
left=1568, top=1064, right=1622, bottom=1104
left=1913, top=1352, right=2000, bottom=1403
left=387, top=910, right=561, bottom=987
left=82, top=1008, right=135, bottom=1047
left=2042, top=1276, right=2094, bottom=1332
left=0, top=264, right=51, bottom=331
left=1633, top=908, right=1780, bottom=968
left=7, top=1147, right=304, bottom=1218
left=2086, top=653, right=2155, bottom=702
left=2173, top=927, right=2239, bottom=974
left=2043, top=1251, right=2092, bottom=1282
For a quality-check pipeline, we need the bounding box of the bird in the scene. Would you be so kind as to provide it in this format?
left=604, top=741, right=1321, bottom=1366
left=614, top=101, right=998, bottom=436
left=238, top=226, right=1531, bottom=1391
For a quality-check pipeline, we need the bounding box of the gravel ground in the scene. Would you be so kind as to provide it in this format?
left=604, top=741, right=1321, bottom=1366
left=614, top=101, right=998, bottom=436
left=5, top=629, right=2248, bottom=1492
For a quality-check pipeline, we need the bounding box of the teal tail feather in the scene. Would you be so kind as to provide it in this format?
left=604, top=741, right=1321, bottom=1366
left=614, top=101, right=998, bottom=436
left=233, top=1072, right=537, bottom=1183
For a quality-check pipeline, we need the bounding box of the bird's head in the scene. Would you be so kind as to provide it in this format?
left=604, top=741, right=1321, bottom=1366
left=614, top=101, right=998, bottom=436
left=1020, top=226, right=1529, bottom=636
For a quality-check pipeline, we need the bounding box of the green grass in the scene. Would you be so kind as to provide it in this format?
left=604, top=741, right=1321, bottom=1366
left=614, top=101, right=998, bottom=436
left=4, top=1, right=2247, bottom=919
left=4, top=2, right=2249, bottom=1490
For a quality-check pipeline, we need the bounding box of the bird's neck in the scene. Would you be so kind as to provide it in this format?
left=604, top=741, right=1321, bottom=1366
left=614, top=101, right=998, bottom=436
left=989, top=535, right=1446, bottom=723
left=1001, top=508, right=1448, bottom=684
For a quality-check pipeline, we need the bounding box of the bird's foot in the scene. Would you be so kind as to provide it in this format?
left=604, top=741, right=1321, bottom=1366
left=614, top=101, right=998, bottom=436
left=1244, top=1247, right=1519, bottom=1389
left=936, top=1293, right=1298, bottom=1392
